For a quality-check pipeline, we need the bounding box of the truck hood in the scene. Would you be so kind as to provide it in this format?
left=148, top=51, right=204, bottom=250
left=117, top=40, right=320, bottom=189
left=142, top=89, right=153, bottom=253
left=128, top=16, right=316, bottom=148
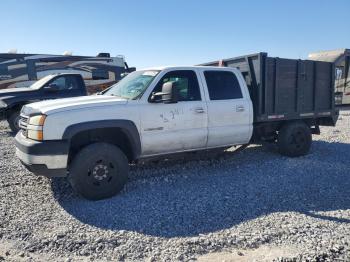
left=0, top=87, right=33, bottom=98
left=22, top=95, right=128, bottom=116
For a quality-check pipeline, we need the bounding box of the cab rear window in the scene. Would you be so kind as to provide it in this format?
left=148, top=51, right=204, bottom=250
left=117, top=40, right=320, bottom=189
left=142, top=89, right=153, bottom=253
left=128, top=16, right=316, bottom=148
left=204, top=71, right=243, bottom=100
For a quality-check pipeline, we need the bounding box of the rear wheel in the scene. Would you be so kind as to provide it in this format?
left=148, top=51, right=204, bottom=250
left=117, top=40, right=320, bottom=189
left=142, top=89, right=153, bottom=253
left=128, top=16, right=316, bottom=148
left=68, top=143, right=129, bottom=200
left=277, top=121, right=312, bottom=157
left=7, top=110, right=21, bottom=133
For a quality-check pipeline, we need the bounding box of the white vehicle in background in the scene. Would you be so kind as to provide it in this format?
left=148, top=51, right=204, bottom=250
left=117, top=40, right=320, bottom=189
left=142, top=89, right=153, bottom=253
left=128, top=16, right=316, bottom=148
left=15, top=53, right=339, bottom=200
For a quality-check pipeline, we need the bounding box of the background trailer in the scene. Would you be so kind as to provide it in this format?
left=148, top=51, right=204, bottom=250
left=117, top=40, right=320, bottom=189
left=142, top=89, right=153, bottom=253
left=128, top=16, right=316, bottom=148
left=0, top=52, right=135, bottom=93
left=309, top=49, right=350, bottom=105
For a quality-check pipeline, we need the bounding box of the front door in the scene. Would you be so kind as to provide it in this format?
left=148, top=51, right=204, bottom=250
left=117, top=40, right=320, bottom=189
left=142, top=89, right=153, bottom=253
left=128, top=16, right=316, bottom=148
left=140, top=70, right=208, bottom=156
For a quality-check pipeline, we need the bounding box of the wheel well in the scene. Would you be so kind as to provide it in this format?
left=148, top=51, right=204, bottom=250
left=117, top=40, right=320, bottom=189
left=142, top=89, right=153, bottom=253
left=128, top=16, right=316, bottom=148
left=68, top=128, right=135, bottom=163
left=252, top=119, right=314, bottom=142
left=6, top=104, right=23, bottom=118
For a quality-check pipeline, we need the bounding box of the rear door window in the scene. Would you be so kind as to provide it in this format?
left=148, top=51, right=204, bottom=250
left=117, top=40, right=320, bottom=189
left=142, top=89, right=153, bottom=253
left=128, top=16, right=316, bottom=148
left=65, top=76, right=80, bottom=90
left=204, top=71, right=243, bottom=100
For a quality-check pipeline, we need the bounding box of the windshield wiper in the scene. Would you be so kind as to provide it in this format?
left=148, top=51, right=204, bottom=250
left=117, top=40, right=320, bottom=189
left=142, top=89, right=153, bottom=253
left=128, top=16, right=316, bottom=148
left=109, top=94, right=128, bottom=99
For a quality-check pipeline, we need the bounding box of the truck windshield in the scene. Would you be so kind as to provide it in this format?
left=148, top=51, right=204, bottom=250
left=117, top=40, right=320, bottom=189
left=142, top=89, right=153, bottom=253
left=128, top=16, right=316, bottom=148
left=29, top=75, right=55, bottom=90
left=104, top=70, right=160, bottom=99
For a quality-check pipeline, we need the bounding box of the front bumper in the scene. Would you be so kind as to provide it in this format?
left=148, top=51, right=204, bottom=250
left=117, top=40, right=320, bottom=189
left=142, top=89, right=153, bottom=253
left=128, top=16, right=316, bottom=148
left=15, top=132, right=69, bottom=177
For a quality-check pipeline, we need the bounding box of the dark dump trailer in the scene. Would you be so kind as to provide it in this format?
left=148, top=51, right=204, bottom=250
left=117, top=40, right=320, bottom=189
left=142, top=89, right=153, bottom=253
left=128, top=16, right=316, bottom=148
left=200, top=52, right=338, bottom=141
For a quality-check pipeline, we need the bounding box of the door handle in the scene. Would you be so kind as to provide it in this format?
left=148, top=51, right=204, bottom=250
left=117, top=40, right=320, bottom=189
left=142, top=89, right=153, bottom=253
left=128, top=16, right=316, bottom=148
left=236, top=105, right=245, bottom=112
left=194, top=107, right=205, bottom=114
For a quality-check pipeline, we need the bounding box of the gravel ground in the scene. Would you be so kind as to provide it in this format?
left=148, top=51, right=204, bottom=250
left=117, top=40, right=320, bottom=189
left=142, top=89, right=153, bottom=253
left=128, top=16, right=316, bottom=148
left=0, top=111, right=349, bottom=261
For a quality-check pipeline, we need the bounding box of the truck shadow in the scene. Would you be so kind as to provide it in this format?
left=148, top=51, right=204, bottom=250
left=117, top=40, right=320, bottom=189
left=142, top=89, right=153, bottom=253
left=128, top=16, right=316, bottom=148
left=52, top=141, right=350, bottom=238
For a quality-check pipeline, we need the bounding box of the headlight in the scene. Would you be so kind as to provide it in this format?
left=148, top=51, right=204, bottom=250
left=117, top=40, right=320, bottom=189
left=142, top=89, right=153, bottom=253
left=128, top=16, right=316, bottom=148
left=27, top=114, right=46, bottom=141
left=28, top=115, right=46, bottom=126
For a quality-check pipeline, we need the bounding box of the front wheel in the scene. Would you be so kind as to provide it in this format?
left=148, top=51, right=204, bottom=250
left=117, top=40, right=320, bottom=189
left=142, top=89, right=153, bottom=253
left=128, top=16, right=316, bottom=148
left=7, top=110, right=21, bottom=133
left=68, top=143, right=129, bottom=200
left=277, top=122, right=312, bottom=157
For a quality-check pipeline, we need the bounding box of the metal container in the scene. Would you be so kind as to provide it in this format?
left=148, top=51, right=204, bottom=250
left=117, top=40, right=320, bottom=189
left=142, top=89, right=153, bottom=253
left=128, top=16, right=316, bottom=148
left=201, top=53, right=337, bottom=125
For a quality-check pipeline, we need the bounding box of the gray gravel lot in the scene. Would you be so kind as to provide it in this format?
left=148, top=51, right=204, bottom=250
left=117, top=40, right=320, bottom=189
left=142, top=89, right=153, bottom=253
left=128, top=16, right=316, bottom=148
left=0, top=112, right=349, bottom=261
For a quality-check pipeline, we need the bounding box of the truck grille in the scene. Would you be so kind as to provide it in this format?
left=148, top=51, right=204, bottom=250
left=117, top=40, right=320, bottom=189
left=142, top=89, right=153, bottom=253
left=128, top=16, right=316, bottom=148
left=19, top=115, right=29, bottom=135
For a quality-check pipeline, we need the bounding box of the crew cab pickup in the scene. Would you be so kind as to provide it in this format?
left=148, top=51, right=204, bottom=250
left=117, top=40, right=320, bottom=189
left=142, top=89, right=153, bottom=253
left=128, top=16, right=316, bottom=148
left=0, top=73, right=87, bottom=132
left=15, top=54, right=339, bottom=200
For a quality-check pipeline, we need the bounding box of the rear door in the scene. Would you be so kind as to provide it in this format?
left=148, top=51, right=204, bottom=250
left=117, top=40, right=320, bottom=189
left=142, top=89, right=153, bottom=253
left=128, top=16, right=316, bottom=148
left=140, top=69, right=208, bottom=156
left=199, top=69, right=252, bottom=148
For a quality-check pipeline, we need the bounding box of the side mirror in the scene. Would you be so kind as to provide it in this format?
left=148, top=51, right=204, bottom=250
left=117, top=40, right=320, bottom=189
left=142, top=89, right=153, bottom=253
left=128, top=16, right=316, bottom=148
left=150, top=82, right=178, bottom=103
left=45, top=83, right=60, bottom=92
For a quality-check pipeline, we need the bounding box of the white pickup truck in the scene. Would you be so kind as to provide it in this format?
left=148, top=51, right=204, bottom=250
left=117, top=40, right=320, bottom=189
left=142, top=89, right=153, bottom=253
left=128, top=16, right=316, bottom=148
left=15, top=54, right=339, bottom=200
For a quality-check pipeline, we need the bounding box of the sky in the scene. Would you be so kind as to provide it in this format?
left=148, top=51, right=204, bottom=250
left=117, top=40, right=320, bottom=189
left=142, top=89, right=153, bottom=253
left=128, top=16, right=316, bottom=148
left=0, top=0, right=349, bottom=69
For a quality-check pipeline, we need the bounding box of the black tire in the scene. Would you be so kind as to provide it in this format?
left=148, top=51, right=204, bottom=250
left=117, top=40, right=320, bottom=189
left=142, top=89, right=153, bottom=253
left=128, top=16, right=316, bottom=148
left=277, top=121, right=312, bottom=157
left=68, top=143, right=129, bottom=200
left=7, top=110, right=21, bottom=133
